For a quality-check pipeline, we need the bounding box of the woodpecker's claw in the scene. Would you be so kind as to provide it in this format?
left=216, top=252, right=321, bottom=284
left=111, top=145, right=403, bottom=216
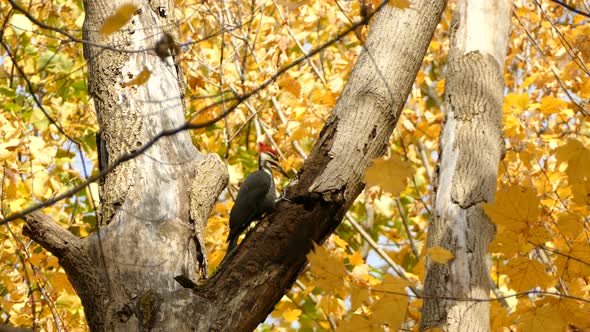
left=275, top=195, right=292, bottom=203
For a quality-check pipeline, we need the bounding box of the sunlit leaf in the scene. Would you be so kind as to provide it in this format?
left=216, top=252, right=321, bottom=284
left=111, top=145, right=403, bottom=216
left=427, top=246, right=454, bottom=264
left=99, top=3, right=138, bottom=36
left=364, top=155, right=413, bottom=195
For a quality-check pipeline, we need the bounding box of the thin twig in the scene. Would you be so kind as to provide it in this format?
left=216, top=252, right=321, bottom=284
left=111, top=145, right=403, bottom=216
left=1, top=2, right=389, bottom=224
left=344, top=213, right=420, bottom=296
left=395, top=198, right=420, bottom=260
left=550, top=0, right=590, bottom=18
left=294, top=280, right=337, bottom=331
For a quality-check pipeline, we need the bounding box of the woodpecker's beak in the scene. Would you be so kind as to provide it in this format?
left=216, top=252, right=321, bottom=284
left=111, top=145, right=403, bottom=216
left=268, top=159, right=290, bottom=178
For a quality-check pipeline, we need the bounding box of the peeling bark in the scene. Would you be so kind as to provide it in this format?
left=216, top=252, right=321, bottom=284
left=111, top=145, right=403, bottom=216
left=421, top=1, right=512, bottom=331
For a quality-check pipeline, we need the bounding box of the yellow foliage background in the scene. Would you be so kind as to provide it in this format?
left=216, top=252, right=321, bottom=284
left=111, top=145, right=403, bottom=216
left=1, top=0, right=589, bottom=331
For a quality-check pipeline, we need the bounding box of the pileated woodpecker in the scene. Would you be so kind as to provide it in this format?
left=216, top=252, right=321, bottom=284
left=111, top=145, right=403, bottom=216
left=226, top=143, right=288, bottom=254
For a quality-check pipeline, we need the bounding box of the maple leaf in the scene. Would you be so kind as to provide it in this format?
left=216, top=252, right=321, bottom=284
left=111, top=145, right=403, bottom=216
left=557, top=212, right=583, bottom=239
left=364, top=155, right=414, bottom=195
left=427, top=246, right=454, bottom=264
left=318, top=294, right=346, bottom=320
left=490, top=229, right=531, bottom=257
left=483, top=185, right=539, bottom=233
left=121, top=67, right=152, bottom=87
left=490, top=301, right=511, bottom=332
left=504, top=257, right=555, bottom=292
left=539, top=95, right=568, bottom=115
left=99, top=4, right=138, bottom=36
left=10, top=14, right=33, bottom=36
left=373, top=275, right=410, bottom=295
left=516, top=304, right=567, bottom=332
left=503, top=92, right=530, bottom=113
left=554, top=139, right=590, bottom=183
left=278, top=74, right=301, bottom=98
left=348, top=251, right=365, bottom=266
left=310, top=89, right=337, bottom=106
left=571, top=182, right=590, bottom=206
left=370, top=293, right=408, bottom=330
left=350, top=283, right=370, bottom=310
left=282, top=308, right=302, bottom=323
left=336, top=315, right=379, bottom=332
left=554, top=240, right=590, bottom=278
left=389, top=0, right=412, bottom=10
left=307, top=244, right=348, bottom=295
left=350, top=264, right=371, bottom=284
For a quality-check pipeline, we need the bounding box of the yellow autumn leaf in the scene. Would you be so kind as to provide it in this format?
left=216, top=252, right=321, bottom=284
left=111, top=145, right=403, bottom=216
left=31, top=170, right=51, bottom=199
left=489, top=229, right=531, bottom=257
left=553, top=297, right=590, bottom=329
left=122, top=66, right=152, bottom=87
left=282, top=308, right=302, bottom=323
left=29, top=136, right=55, bottom=166
left=318, top=294, right=346, bottom=320
left=503, top=92, right=529, bottom=113
left=10, top=14, right=33, bottom=35
left=516, top=304, right=567, bottom=332
left=276, top=0, right=311, bottom=10
left=87, top=182, right=101, bottom=210
left=520, top=73, right=538, bottom=89
left=227, top=163, right=244, bottom=185
left=483, top=185, right=539, bottom=233
left=310, top=89, right=337, bottom=106
left=331, top=234, right=348, bottom=248
left=539, top=95, right=568, bottom=115
left=504, top=257, right=555, bottom=292
left=364, top=155, right=413, bottom=195
left=579, top=79, right=590, bottom=98
left=373, top=275, right=409, bottom=295
left=490, top=301, right=512, bottom=332
left=307, top=243, right=348, bottom=295
left=278, top=74, right=301, bottom=98
left=348, top=251, right=364, bottom=266
left=350, top=283, right=370, bottom=310
left=0, top=138, right=21, bottom=161
left=370, top=292, right=408, bottom=330
left=389, top=0, right=412, bottom=9
left=555, top=240, right=590, bottom=278
left=435, top=79, right=445, bottom=95
left=427, top=246, right=454, bottom=264
left=350, top=264, right=371, bottom=283
left=555, top=139, right=590, bottom=183
left=100, top=3, right=138, bottom=36
left=557, top=212, right=583, bottom=239
left=336, top=315, right=375, bottom=332
left=571, top=182, right=590, bottom=206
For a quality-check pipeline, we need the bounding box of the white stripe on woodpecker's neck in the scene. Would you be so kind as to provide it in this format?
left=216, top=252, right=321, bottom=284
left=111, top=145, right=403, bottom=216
left=259, top=151, right=276, bottom=171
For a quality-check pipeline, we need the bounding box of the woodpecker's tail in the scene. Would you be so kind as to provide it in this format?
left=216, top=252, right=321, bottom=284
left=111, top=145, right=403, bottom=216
left=219, top=237, right=239, bottom=268
left=226, top=236, right=239, bottom=255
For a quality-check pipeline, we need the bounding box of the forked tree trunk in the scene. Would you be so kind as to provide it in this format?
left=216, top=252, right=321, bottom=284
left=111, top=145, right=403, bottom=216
left=421, top=1, right=512, bottom=331
left=22, top=0, right=447, bottom=330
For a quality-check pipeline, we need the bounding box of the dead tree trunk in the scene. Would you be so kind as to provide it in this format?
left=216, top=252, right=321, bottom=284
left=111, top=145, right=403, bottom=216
left=22, top=0, right=447, bottom=330
left=421, top=1, right=511, bottom=331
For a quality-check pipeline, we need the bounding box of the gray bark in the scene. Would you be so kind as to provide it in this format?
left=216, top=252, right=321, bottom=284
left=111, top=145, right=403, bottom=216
left=421, top=1, right=512, bottom=331
left=21, top=0, right=447, bottom=330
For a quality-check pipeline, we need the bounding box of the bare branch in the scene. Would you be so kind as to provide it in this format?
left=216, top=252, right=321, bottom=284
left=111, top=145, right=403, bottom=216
left=0, top=1, right=385, bottom=225
left=550, top=0, right=590, bottom=18
left=22, top=211, right=81, bottom=259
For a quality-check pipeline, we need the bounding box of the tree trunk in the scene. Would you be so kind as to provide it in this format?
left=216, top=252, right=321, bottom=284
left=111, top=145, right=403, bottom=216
left=22, top=0, right=447, bottom=330
left=421, top=1, right=511, bottom=331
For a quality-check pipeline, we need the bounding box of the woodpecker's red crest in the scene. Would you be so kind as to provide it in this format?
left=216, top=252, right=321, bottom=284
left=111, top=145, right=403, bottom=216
left=258, top=142, right=278, bottom=156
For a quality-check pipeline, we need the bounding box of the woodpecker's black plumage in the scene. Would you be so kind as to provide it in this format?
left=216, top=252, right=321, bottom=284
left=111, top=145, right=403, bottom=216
left=226, top=144, right=285, bottom=254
